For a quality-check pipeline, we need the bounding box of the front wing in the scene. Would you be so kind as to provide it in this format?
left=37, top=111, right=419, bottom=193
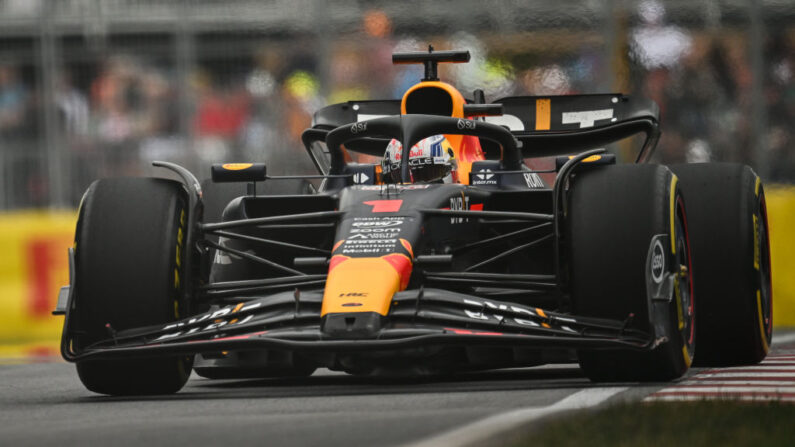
left=60, top=288, right=669, bottom=362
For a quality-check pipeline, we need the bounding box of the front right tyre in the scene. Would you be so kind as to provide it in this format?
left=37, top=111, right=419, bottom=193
left=670, top=163, right=772, bottom=366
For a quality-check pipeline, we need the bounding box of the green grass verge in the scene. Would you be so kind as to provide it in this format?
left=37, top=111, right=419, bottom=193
left=508, top=400, right=795, bottom=447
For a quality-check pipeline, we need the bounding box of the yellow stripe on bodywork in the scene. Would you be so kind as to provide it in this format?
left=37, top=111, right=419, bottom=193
left=535, top=99, right=551, bottom=131
left=669, top=175, right=679, bottom=254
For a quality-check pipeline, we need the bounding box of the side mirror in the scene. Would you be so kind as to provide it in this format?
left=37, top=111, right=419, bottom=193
left=211, top=163, right=267, bottom=183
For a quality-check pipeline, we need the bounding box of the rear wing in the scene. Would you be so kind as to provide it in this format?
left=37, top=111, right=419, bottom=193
left=489, top=94, right=659, bottom=162
left=303, top=94, right=660, bottom=174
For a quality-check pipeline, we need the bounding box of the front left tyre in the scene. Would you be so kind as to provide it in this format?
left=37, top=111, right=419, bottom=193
left=74, top=178, right=193, bottom=395
left=567, top=164, right=695, bottom=382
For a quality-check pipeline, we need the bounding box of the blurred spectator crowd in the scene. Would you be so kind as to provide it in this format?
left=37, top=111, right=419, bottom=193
left=0, top=1, right=793, bottom=209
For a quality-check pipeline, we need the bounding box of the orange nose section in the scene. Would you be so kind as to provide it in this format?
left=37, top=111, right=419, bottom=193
left=321, top=254, right=412, bottom=316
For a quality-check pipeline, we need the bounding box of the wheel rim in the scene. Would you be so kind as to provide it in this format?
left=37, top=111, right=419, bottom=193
left=757, top=191, right=773, bottom=345
left=674, top=195, right=696, bottom=362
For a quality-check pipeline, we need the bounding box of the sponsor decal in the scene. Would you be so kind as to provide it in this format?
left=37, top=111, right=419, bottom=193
left=350, top=121, right=367, bottom=134
left=352, top=218, right=404, bottom=228
left=449, top=194, right=470, bottom=224
left=339, top=217, right=410, bottom=255
left=651, top=239, right=665, bottom=283
left=222, top=163, right=253, bottom=170
left=341, top=238, right=399, bottom=255
left=407, top=157, right=433, bottom=167
left=348, top=232, right=397, bottom=239
left=476, top=169, right=494, bottom=180
left=457, top=119, right=476, bottom=130
left=352, top=172, right=370, bottom=184
left=523, top=172, right=545, bottom=189
left=561, top=109, right=614, bottom=128
left=363, top=200, right=402, bottom=213
left=473, top=169, right=497, bottom=186
left=351, top=228, right=401, bottom=233
left=339, top=292, right=368, bottom=297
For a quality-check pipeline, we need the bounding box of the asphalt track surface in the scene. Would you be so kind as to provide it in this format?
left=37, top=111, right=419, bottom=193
left=2, top=333, right=793, bottom=447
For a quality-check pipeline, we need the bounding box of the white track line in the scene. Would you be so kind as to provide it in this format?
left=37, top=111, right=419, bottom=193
left=674, top=381, right=795, bottom=386
left=405, top=387, right=627, bottom=447
left=652, top=386, right=795, bottom=393
left=699, top=369, right=795, bottom=375
left=649, top=394, right=795, bottom=402
left=692, top=372, right=795, bottom=379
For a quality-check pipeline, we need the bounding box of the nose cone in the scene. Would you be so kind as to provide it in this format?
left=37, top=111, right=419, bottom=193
left=320, top=255, right=412, bottom=338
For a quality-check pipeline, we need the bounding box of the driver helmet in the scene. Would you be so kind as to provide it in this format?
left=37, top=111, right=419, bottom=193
left=382, top=135, right=456, bottom=183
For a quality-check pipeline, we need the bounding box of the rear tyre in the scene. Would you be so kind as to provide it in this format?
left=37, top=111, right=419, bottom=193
left=568, top=164, right=695, bottom=382
left=74, top=178, right=193, bottom=395
left=670, top=163, right=772, bottom=366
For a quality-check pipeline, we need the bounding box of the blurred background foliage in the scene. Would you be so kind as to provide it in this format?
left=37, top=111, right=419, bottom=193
left=0, top=0, right=792, bottom=208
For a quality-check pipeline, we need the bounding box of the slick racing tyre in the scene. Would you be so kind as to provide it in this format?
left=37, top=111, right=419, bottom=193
left=74, top=178, right=193, bottom=395
left=670, top=163, right=772, bottom=366
left=568, top=164, right=695, bottom=382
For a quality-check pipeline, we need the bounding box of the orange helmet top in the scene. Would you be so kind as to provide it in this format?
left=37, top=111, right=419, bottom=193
left=399, top=80, right=485, bottom=183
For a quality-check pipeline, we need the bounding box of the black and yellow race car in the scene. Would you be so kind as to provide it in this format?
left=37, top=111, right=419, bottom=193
left=54, top=48, right=773, bottom=395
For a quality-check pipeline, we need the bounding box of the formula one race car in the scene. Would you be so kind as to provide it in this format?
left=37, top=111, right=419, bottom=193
left=54, top=48, right=773, bottom=395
